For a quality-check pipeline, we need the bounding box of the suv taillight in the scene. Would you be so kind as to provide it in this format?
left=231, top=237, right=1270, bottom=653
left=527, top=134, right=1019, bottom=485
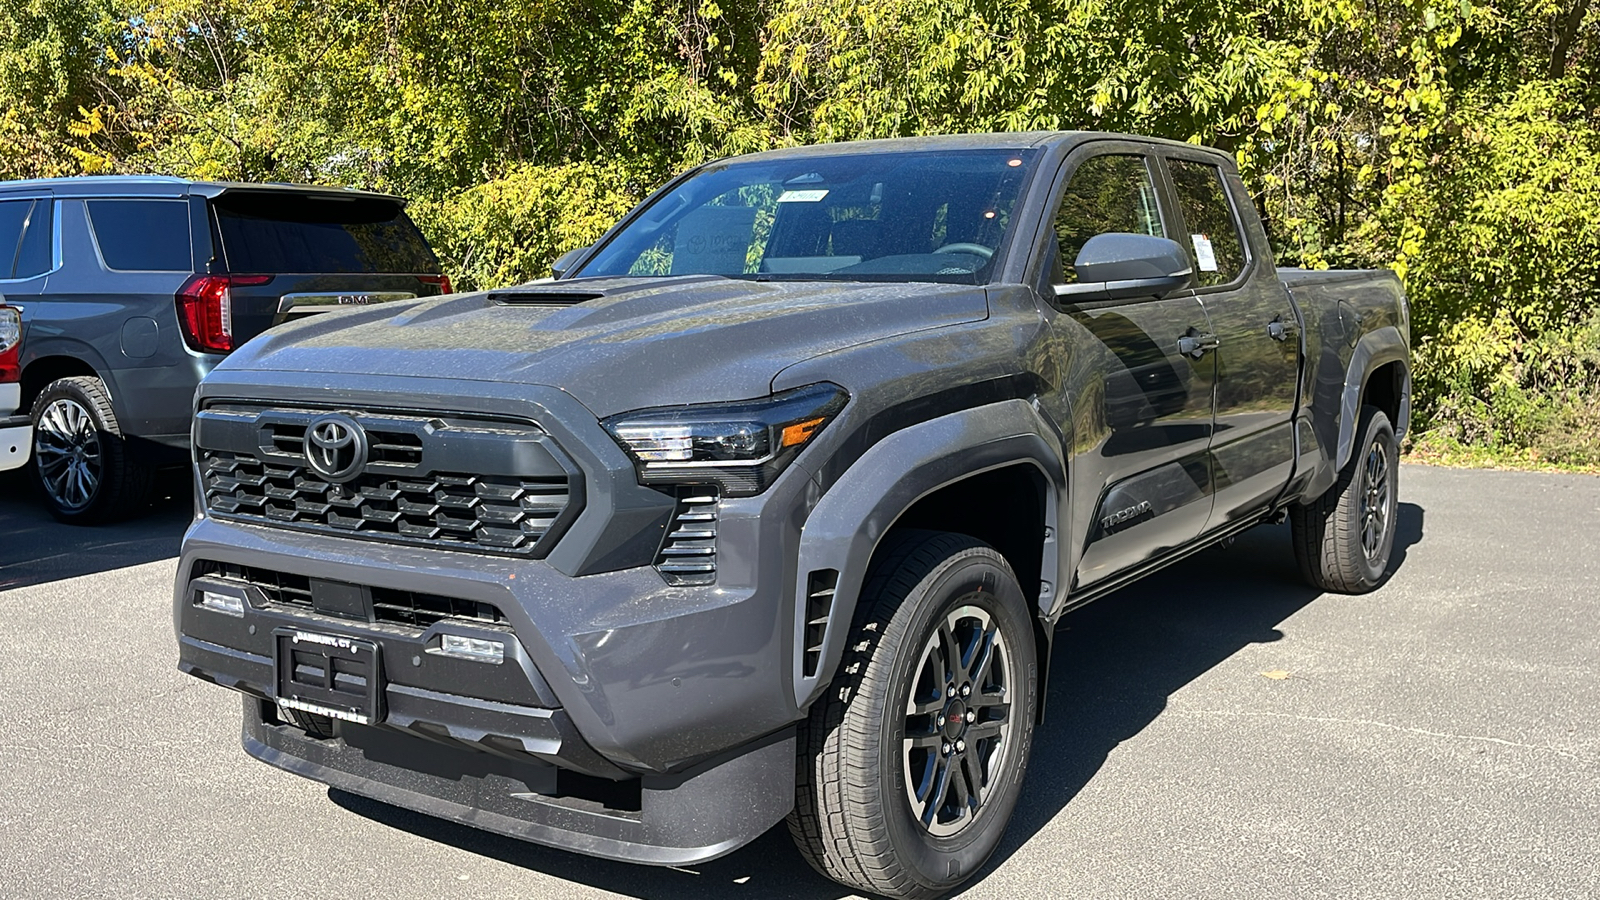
left=176, top=274, right=272, bottom=353
left=420, top=274, right=453, bottom=295
left=0, top=305, right=20, bottom=383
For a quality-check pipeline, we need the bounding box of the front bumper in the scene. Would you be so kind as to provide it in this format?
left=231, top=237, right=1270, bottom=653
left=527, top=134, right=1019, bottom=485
left=243, top=697, right=795, bottom=865
left=0, top=417, right=30, bottom=472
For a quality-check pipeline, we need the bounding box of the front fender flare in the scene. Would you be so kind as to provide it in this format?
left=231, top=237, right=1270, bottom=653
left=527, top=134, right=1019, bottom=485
left=790, top=399, right=1064, bottom=709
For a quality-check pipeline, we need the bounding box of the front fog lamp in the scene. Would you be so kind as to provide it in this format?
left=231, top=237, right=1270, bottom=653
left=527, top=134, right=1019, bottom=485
left=198, top=590, right=244, bottom=617
left=602, top=383, right=848, bottom=497
left=427, top=633, right=505, bottom=664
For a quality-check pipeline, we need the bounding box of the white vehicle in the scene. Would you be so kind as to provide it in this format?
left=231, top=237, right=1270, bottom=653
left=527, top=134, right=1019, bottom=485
left=0, top=302, right=29, bottom=472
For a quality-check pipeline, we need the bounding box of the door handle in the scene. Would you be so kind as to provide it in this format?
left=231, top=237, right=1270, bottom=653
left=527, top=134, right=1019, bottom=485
left=1177, top=330, right=1220, bottom=359
left=1267, top=317, right=1298, bottom=342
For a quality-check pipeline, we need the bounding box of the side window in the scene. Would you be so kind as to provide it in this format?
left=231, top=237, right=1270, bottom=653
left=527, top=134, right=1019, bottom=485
left=0, top=200, right=29, bottom=278
left=16, top=200, right=54, bottom=278
left=1168, top=159, right=1246, bottom=286
left=87, top=199, right=192, bottom=271
left=1054, top=154, right=1164, bottom=282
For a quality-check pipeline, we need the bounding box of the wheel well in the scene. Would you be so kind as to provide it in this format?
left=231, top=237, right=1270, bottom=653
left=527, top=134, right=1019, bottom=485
left=888, top=464, right=1048, bottom=606
left=1362, top=361, right=1405, bottom=428
left=879, top=463, right=1053, bottom=722
left=20, top=356, right=100, bottom=414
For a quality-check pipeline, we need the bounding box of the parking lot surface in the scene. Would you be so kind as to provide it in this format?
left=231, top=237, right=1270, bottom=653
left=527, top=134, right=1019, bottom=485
left=0, top=464, right=1596, bottom=899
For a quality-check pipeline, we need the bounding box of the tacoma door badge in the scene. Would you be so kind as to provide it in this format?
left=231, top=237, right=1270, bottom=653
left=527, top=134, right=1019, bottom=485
left=305, top=414, right=368, bottom=482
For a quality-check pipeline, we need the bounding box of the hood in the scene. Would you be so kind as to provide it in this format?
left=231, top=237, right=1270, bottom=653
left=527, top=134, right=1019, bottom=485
left=215, top=275, right=990, bottom=416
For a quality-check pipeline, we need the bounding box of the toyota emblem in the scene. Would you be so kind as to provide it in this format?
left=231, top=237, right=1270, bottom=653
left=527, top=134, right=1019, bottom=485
left=305, top=414, right=368, bottom=482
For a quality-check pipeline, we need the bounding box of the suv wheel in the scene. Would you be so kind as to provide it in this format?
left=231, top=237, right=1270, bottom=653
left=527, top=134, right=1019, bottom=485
left=30, top=376, right=154, bottom=524
left=789, top=530, right=1038, bottom=899
left=1290, top=404, right=1399, bottom=593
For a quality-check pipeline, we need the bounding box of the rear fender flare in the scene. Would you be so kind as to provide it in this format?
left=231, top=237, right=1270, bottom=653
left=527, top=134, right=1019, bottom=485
left=790, top=399, right=1064, bottom=709
left=1334, top=325, right=1408, bottom=471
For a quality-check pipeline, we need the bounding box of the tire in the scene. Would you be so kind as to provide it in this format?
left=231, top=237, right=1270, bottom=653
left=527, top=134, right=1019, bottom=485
left=29, top=376, right=155, bottom=524
left=280, top=706, right=338, bottom=739
left=1290, top=404, right=1399, bottom=593
left=788, top=530, right=1039, bottom=899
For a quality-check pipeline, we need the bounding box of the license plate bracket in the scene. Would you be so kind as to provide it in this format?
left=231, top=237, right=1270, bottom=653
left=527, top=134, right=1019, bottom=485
left=273, top=628, right=385, bottom=726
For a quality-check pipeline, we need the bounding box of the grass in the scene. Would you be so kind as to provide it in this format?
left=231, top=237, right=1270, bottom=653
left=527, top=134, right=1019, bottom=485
left=1403, top=432, right=1600, bottom=475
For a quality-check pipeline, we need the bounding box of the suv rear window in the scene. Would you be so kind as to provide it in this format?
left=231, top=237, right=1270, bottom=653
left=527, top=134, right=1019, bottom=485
left=210, top=192, right=440, bottom=274
left=87, top=199, right=193, bottom=271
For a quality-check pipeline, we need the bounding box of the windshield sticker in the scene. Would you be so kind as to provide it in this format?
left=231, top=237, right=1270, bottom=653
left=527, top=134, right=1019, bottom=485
left=1191, top=234, right=1218, bottom=272
left=777, top=189, right=830, bottom=203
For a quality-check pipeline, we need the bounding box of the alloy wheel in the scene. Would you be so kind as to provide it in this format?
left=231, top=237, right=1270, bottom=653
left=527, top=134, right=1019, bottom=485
left=1360, top=436, right=1391, bottom=561
left=35, top=397, right=104, bottom=511
left=902, top=603, right=1016, bottom=837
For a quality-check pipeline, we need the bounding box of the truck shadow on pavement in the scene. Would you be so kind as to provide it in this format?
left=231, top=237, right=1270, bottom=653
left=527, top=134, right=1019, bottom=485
left=330, top=503, right=1425, bottom=900
left=0, top=469, right=192, bottom=591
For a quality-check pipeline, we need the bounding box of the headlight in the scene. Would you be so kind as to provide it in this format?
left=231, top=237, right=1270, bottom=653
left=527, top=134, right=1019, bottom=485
left=602, top=383, right=848, bottom=497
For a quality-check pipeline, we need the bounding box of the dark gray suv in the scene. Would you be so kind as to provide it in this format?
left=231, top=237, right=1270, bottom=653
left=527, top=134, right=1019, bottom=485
left=0, top=177, right=449, bottom=522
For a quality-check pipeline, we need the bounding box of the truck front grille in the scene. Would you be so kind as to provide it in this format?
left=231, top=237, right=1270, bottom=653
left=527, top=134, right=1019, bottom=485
left=195, top=405, right=582, bottom=559
left=655, top=487, right=718, bottom=585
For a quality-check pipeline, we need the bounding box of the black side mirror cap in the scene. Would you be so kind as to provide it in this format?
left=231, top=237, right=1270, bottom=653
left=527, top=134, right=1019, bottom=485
left=1053, top=233, right=1192, bottom=302
left=550, top=246, right=590, bottom=279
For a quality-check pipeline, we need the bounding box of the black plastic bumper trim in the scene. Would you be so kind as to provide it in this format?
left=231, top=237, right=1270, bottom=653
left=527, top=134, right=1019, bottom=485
left=242, top=701, right=796, bottom=866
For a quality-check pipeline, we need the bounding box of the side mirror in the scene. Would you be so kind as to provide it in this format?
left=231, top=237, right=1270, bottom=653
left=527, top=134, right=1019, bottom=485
left=550, top=245, right=590, bottom=279
left=1053, top=233, right=1192, bottom=302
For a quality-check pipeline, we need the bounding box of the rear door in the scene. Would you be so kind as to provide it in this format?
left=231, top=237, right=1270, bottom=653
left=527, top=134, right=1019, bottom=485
left=1158, top=150, right=1300, bottom=530
left=1040, top=144, right=1218, bottom=588
left=205, top=190, right=447, bottom=345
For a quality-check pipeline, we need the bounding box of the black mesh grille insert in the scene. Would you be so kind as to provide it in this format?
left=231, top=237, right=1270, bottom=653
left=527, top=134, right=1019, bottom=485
left=201, top=451, right=570, bottom=557
left=655, top=487, right=718, bottom=585
left=194, top=560, right=506, bottom=629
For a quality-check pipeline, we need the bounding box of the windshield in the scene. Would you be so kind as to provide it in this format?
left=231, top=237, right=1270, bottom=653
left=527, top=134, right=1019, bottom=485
left=577, top=148, right=1039, bottom=284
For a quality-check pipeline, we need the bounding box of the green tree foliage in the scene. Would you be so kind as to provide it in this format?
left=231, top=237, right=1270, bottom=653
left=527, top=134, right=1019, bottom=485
left=3, top=0, right=1599, bottom=459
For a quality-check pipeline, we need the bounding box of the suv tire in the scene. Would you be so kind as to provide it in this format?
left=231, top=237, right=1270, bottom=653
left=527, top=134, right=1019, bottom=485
left=788, top=530, right=1038, bottom=899
left=30, top=376, right=155, bottom=524
left=1290, top=404, right=1398, bottom=593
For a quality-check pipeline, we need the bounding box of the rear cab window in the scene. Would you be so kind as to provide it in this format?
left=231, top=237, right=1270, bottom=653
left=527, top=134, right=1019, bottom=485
left=87, top=199, right=193, bottom=271
left=208, top=192, right=440, bottom=274
left=1167, top=159, right=1247, bottom=287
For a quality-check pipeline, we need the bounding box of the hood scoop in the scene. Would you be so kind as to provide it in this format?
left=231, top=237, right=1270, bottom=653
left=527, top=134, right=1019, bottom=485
left=489, top=288, right=606, bottom=307
left=487, top=274, right=733, bottom=307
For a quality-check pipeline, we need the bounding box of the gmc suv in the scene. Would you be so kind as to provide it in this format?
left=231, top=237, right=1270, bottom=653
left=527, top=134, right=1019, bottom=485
left=0, top=177, right=449, bottom=521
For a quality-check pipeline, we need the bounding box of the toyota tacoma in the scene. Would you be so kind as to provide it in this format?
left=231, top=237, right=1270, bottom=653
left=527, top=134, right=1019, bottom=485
left=174, top=132, right=1409, bottom=898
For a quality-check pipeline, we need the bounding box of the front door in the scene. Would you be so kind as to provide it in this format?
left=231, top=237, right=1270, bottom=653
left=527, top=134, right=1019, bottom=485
left=1040, top=149, right=1217, bottom=589
left=1160, top=153, right=1301, bottom=530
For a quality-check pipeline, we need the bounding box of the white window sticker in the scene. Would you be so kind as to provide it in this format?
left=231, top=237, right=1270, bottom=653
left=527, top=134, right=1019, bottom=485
left=1191, top=234, right=1218, bottom=272
left=777, top=189, right=829, bottom=203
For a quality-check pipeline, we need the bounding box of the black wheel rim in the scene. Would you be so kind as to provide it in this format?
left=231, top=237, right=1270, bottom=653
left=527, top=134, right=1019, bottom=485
left=1360, top=436, right=1391, bottom=562
left=902, top=603, right=1016, bottom=837
left=35, top=397, right=103, bottom=511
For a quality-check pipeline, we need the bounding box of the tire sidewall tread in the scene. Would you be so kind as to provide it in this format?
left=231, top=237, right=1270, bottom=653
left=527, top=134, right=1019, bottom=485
left=28, top=375, right=155, bottom=524
left=1290, top=405, right=1398, bottom=594
left=788, top=530, right=1038, bottom=899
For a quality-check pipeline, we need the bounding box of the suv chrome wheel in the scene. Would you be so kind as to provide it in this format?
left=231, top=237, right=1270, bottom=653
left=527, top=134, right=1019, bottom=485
left=903, top=604, right=1016, bottom=836
left=35, top=397, right=103, bottom=511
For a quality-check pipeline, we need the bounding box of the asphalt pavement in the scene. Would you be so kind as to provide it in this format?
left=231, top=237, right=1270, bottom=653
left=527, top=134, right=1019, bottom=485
left=0, top=464, right=1596, bottom=899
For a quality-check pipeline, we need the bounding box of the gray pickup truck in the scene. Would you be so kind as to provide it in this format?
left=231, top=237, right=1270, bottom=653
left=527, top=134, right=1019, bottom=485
left=174, top=132, right=1409, bottom=899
